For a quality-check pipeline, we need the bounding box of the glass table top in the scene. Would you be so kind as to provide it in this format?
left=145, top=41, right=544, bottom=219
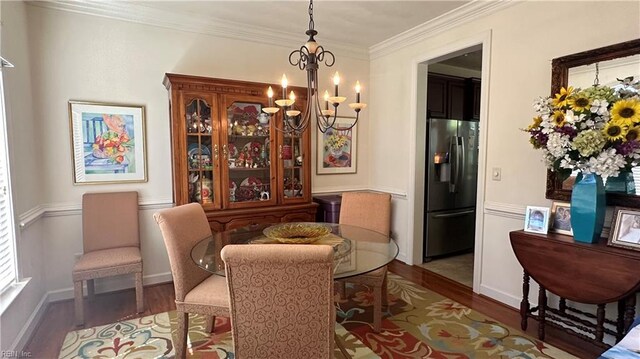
left=191, top=222, right=399, bottom=279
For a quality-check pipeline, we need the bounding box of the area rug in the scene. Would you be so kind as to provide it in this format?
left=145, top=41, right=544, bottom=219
left=59, top=274, right=576, bottom=359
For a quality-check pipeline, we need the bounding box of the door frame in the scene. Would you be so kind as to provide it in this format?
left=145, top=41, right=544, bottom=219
left=406, top=30, right=492, bottom=293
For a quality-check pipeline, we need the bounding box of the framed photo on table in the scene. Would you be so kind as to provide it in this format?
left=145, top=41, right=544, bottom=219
left=317, top=117, right=357, bottom=175
left=608, top=207, right=640, bottom=251
left=524, top=206, right=550, bottom=234
left=550, top=202, right=573, bottom=235
left=69, top=101, right=147, bottom=184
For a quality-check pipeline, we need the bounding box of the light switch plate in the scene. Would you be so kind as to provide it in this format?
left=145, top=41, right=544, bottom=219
left=492, top=167, right=501, bottom=181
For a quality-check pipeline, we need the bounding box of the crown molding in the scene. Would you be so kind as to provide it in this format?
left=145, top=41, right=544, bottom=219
left=27, top=0, right=369, bottom=60
left=369, top=0, right=516, bottom=60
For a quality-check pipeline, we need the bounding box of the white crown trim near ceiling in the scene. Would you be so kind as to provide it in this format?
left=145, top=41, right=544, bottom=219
left=369, top=1, right=516, bottom=60
left=27, top=0, right=369, bottom=60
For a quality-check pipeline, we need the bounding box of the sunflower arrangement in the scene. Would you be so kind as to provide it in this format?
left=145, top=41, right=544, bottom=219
left=524, top=78, right=640, bottom=179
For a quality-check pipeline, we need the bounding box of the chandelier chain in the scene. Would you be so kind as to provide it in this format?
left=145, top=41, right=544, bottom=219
left=308, top=0, right=315, bottom=32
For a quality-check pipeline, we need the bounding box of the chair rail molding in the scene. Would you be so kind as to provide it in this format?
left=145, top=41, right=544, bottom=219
left=369, top=1, right=515, bottom=59
left=483, top=201, right=527, bottom=220
left=18, top=198, right=174, bottom=229
left=28, top=0, right=368, bottom=60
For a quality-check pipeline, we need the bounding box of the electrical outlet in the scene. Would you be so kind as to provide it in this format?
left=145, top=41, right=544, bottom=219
left=492, top=167, right=502, bottom=181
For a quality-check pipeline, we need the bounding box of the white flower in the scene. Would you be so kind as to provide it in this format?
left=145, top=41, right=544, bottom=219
left=546, top=133, right=570, bottom=158
left=591, top=99, right=609, bottom=116
left=564, top=110, right=585, bottom=125
left=579, top=148, right=626, bottom=179
left=533, top=97, right=552, bottom=117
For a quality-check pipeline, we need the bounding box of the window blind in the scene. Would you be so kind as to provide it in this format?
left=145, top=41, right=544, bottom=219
left=0, top=68, right=17, bottom=292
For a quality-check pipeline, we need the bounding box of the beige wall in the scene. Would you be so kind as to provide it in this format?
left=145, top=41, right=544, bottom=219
left=368, top=1, right=640, bottom=310
left=1, top=3, right=369, bottom=349
left=0, top=1, right=46, bottom=350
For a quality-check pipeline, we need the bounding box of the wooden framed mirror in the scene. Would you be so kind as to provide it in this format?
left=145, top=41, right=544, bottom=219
left=546, top=38, right=640, bottom=206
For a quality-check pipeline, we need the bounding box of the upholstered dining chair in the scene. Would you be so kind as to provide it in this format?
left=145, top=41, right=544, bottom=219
left=72, top=191, right=143, bottom=326
left=154, top=203, right=229, bottom=359
left=221, top=244, right=341, bottom=359
left=337, top=191, right=392, bottom=332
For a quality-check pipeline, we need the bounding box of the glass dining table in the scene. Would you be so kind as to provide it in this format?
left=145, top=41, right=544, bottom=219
left=191, top=222, right=399, bottom=279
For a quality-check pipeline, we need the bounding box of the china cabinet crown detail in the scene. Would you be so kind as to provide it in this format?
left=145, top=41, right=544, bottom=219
left=164, top=74, right=316, bottom=231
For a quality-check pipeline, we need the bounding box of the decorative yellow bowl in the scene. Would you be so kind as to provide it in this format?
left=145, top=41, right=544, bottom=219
left=263, top=223, right=332, bottom=244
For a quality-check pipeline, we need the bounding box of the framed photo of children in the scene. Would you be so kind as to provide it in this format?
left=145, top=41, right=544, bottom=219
left=317, top=117, right=357, bottom=175
left=550, top=202, right=573, bottom=235
left=523, top=206, right=550, bottom=234
left=608, top=207, right=640, bottom=251
left=69, top=101, right=147, bottom=184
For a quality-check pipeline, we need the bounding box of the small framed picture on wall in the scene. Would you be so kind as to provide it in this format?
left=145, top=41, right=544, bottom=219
left=550, top=202, right=573, bottom=235
left=524, top=206, right=550, bottom=234
left=608, top=207, right=640, bottom=251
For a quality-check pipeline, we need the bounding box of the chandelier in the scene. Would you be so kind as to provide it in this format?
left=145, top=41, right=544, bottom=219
left=262, top=0, right=366, bottom=134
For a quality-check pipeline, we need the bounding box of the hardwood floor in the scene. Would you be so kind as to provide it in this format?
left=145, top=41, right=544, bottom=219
left=24, top=261, right=604, bottom=358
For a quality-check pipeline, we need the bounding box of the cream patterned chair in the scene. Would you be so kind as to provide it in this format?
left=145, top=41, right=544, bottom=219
left=337, top=191, right=392, bottom=332
left=154, top=203, right=229, bottom=359
left=72, top=191, right=143, bottom=326
left=221, top=244, right=337, bottom=358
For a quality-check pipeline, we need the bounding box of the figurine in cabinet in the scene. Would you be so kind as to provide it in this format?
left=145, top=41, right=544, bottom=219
left=236, top=151, right=246, bottom=168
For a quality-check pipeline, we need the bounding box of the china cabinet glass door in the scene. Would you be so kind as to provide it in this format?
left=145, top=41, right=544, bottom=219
left=280, top=126, right=309, bottom=203
left=222, top=95, right=276, bottom=208
left=183, top=95, right=221, bottom=209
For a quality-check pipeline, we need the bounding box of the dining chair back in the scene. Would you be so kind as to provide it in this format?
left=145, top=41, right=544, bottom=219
left=221, top=244, right=335, bottom=359
left=338, top=191, right=392, bottom=332
left=72, top=191, right=143, bottom=326
left=154, top=203, right=229, bottom=359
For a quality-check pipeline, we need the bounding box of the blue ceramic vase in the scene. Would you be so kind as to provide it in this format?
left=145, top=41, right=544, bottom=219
left=570, top=172, right=605, bottom=243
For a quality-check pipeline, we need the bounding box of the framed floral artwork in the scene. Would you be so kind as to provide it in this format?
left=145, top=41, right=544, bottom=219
left=69, top=101, right=147, bottom=184
left=317, top=117, right=357, bottom=175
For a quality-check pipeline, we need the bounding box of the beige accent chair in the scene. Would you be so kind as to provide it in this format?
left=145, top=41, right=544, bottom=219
left=221, top=244, right=338, bottom=359
left=72, top=191, right=144, bottom=326
left=154, top=203, right=229, bottom=359
left=337, top=191, right=392, bottom=332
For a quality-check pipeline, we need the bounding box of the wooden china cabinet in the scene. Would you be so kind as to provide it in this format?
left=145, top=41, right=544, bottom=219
left=163, top=74, right=317, bottom=231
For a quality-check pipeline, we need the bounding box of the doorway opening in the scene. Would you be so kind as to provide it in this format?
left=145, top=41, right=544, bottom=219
left=418, top=46, right=483, bottom=288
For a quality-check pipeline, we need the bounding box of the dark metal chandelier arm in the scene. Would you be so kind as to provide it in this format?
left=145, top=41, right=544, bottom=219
left=289, top=47, right=310, bottom=70
left=315, top=46, right=335, bottom=67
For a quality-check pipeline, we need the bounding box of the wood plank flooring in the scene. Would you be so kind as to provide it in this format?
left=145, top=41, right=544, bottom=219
left=23, top=261, right=604, bottom=358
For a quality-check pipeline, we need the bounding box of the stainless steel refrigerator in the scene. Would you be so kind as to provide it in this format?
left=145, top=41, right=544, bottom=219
left=424, top=118, right=479, bottom=260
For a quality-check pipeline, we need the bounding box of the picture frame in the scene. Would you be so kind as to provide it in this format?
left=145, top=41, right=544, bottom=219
left=317, top=117, right=357, bottom=175
left=550, top=202, right=573, bottom=235
left=523, top=206, right=550, bottom=234
left=69, top=101, right=147, bottom=184
left=608, top=207, right=640, bottom=251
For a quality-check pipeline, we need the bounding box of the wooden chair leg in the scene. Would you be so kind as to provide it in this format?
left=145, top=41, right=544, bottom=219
left=335, top=332, right=352, bottom=358
left=86, top=279, right=95, bottom=300
left=381, top=274, right=388, bottom=307
left=373, top=284, right=382, bottom=332
left=176, top=311, right=189, bottom=359
left=205, top=315, right=215, bottom=333
left=135, top=271, right=144, bottom=313
left=336, top=281, right=346, bottom=300
left=74, top=280, right=84, bottom=326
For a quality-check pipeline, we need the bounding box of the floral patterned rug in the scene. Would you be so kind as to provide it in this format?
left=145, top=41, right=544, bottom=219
left=59, top=274, right=576, bottom=359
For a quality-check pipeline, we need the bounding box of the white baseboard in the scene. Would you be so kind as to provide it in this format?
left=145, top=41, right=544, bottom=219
left=10, top=271, right=174, bottom=353
left=48, top=271, right=173, bottom=303
left=9, top=292, right=48, bottom=352
left=478, top=284, right=522, bottom=310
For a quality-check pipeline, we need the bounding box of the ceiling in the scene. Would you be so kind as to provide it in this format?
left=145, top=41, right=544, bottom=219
left=439, top=49, right=483, bottom=71
left=135, top=1, right=470, bottom=48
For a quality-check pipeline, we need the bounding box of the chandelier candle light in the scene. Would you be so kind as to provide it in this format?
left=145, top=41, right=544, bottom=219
left=262, top=0, right=367, bottom=133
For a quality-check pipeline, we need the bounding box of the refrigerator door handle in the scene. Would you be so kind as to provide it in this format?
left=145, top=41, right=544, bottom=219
left=432, top=209, right=475, bottom=218
left=458, top=135, right=465, bottom=189
left=449, top=135, right=458, bottom=193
